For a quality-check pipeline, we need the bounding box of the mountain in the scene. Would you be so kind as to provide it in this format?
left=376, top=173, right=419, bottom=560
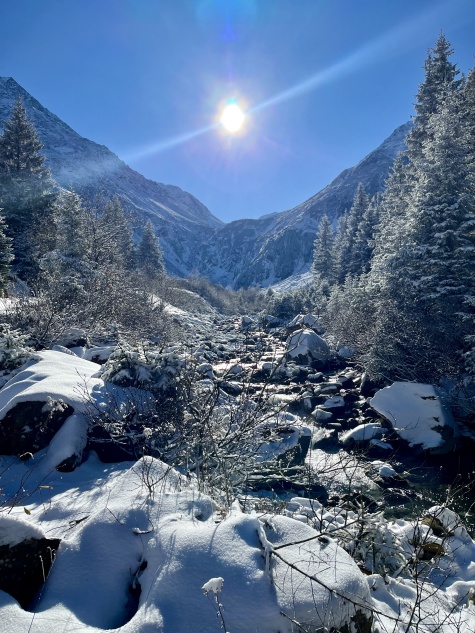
left=194, top=122, right=411, bottom=288
left=0, top=77, right=409, bottom=287
left=0, top=77, right=223, bottom=276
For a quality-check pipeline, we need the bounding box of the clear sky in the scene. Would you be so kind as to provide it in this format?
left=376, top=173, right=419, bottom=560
left=1, top=0, right=474, bottom=223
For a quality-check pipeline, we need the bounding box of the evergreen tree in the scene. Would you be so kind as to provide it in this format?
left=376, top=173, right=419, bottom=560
left=0, top=97, right=56, bottom=279
left=351, top=194, right=381, bottom=276
left=335, top=183, right=369, bottom=281
left=312, top=214, right=334, bottom=284
left=136, top=220, right=165, bottom=281
left=332, top=211, right=348, bottom=283
left=0, top=214, right=13, bottom=296
left=406, top=32, right=461, bottom=163
left=54, top=190, right=90, bottom=261
left=100, top=196, right=136, bottom=269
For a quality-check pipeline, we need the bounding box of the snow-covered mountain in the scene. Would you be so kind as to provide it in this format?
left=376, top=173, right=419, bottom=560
left=0, top=77, right=409, bottom=286
left=194, top=122, right=411, bottom=288
left=0, top=77, right=223, bottom=276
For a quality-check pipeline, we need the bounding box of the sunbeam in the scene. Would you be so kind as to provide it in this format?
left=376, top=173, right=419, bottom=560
left=123, top=122, right=219, bottom=163
left=123, top=0, right=467, bottom=164
left=252, top=0, right=465, bottom=113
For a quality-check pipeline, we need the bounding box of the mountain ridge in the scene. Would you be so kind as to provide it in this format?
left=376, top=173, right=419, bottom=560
left=0, top=76, right=222, bottom=276
left=0, top=77, right=409, bottom=287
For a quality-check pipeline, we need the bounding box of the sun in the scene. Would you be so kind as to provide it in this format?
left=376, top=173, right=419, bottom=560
left=220, top=101, right=245, bottom=133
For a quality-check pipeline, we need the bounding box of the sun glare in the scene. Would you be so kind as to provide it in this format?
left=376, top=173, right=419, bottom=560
left=220, top=102, right=245, bottom=133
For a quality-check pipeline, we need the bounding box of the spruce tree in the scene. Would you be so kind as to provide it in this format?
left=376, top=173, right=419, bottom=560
left=136, top=220, right=165, bottom=281
left=55, top=190, right=90, bottom=261
left=0, top=214, right=13, bottom=296
left=406, top=32, right=461, bottom=163
left=312, top=214, right=335, bottom=284
left=100, top=196, right=136, bottom=269
left=0, top=97, right=56, bottom=279
left=335, top=183, right=369, bottom=281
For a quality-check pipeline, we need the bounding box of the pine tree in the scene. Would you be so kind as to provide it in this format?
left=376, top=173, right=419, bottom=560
left=406, top=32, right=461, bottom=163
left=0, top=214, right=13, bottom=296
left=0, top=97, right=56, bottom=279
left=335, top=183, right=369, bottom=281
left=55, top=190, right=90, bottom=261
left=100, top=196, right=136, bottom=269
left=312, top=214, right=334, bottom=284
left=136, top=220, right=165, bottom=281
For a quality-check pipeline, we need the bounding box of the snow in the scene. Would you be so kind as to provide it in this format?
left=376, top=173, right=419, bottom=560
left=0, top=514, right=46, bottom=547
left=0, top=350, right=101, bottom=419
left=286, top=328, right=330, bottom=362
left=201, top=576, right=224, bottom=595
left=370, top=382, right=456, bottom=450
left=340, top=422, right=385, bottom=444
left=371, top=460, right=398, bottom=478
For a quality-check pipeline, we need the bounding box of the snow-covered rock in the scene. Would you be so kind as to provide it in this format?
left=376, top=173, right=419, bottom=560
left=287, top=313, right=322, bottom=332
left=0, top=521, right=60, bottom=609
left=370, top=382, right=458, bottom=453
left=341, top=422, right=386, bottom=445
left=285, top=329, right=331, bottom=366
left=0, top=351, right=110, bottom=468
left=262, top=515, right=373, bottom=632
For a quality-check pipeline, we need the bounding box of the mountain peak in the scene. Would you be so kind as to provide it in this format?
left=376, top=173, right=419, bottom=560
left=0, top=77, right=223, bottom=276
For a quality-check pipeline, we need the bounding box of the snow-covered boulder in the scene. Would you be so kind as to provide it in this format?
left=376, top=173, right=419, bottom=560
left=285, top=329, right=331, bottom=367
left=287, top=313, right=323, bottom=333
left=341, top=422, right=386, bottom=446
left=0, top=515, right=60, bottom=609
left=262, top=515, right=372, bottom=632
left=370, top=382, right=458, bottom=454
left=0, top=351, right=102, bottom=468
left=241, top=315, right=257, bottom=329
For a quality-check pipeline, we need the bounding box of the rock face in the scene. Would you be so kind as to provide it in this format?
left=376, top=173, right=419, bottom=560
left=0, top=77, right=223, bottom=277
left=196, top=123, right=411, bottom=288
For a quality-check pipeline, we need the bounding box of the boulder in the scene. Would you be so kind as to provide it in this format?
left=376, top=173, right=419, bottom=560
left=370, top=382, right=459, bottom=454
left=285, top=329, right=331, bottom=368
left=287, top=313, right=323, bottom=333
left=0, top=515, right=60, bottom=609
left=0, top=400, right=73, bottom=455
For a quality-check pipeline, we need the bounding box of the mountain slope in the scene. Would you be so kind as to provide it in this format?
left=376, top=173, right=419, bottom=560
left=195, top=122, right=411, bottom=288
left=0, top=77, right=410, bottom=287
left=0, top=77, right=222, bottom=276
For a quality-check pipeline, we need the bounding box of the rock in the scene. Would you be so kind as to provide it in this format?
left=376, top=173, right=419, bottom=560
left=87, top=425, right=137, bottom=462
left=312, top=406, right=333, bottom=422
left=0, top=516, right=61, bottom=609
left=340, top=422, right=386, bottom=446
left=0, top=400, right=73, bottom=456
left=263, top=515, right=373, bottom=633
left=370, top=382, right=459, bottom=454
left=241, top=315, right=256, bottom=329
left=360, top=372, right=383, bottom=397
left=287, top=313, right=323, bottom=333
left=285, top=329, right=331, bottom=368
left=321, top=395, right=346, bottom=413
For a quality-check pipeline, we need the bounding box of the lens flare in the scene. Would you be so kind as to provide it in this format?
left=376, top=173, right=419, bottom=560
left=220, top=102, right=245, bottom=133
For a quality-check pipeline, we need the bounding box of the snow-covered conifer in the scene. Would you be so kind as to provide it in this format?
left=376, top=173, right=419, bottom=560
left=312, top=214, right=334, bottom=285
left=136, top=220, right=166, bottom=281
left=0, top=97, right=56, bottom=279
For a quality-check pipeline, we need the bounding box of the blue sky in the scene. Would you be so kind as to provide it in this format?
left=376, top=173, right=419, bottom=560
left=1, top=0, right=475, bottom=222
